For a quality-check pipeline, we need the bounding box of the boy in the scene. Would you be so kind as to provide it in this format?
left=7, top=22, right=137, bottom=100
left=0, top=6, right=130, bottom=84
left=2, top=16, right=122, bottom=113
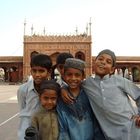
left=25, top=80, right=60, bottom=140
left=57, top=58, right=105, bottom=140
left=55, top=52, right=73, bottom=86
left=62, top=49, right=140, bottom=140
left=17, top=54, right=52, bottom=140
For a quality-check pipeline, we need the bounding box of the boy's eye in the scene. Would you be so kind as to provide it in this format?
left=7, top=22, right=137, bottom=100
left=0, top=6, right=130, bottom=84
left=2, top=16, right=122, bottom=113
left=31, top=69, right=46, bottom=73
left=98, top=57, right=103, bottom=61
left=44, top=97, right=57, bottom=101
left=65, top=72, right=72, bottom=76
left=51, top=97, right=57, bottom=100
left=106, top=59, right=112, bottom=65
left=31, top=69, right=36, bottom=73
left=107, top=60, right=111, bottom=64
left=75, top=73, right=82, bottom=77
left=38, top=69, right=45, bottom=73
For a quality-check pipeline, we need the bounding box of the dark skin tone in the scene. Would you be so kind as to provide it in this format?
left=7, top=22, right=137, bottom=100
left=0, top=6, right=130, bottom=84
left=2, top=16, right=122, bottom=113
left=61, top=54, right=140, bottom=127
left=31, top=66, right=51, bottom=93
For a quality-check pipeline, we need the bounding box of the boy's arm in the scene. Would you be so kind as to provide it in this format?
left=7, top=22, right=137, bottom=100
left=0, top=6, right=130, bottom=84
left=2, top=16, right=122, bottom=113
left=57, top=105, right=70, bottom=140
left=17, top=84, right=29, bottom=140
left=122, top=78, right=140, bottom=104
left=123, top=78, right=140, bottom=127
left=17, top=85, right=26, bottom=111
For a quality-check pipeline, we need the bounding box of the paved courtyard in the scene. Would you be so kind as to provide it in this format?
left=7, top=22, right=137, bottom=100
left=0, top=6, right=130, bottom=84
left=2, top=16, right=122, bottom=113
left=0, top=84, right=19, bottom=140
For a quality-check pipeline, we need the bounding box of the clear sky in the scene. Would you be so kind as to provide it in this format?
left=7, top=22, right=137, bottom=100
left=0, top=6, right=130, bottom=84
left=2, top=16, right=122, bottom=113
left=0, top=0, right=140, bottom=56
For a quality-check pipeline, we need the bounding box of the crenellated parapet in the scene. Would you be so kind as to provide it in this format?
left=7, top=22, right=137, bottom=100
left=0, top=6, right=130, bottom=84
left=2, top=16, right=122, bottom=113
left=24, top=34, right=92, bottom=43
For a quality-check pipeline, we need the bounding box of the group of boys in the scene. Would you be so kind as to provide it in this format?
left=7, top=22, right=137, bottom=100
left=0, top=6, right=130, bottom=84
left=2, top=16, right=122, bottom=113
left=17, top=50, right=140, bottom=140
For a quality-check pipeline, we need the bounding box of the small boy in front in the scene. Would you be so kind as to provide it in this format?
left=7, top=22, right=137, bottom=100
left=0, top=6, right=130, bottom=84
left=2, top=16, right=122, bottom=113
left=17, top=54, right=52, bottom=140
left=62, top=49, right=140, bottom=140
left=57, top=58, right=105, bottom=140
left=28, top=80, right=60, bottom=140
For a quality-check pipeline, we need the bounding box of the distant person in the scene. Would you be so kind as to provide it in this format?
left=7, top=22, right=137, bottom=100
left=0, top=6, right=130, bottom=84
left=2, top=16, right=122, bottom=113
left=17, top=54, right=52, bottom=140
left=25, top=80, right=60, bottom=140
left=61, top=49, right=140, bottom=140
left=124, top=68, right=129, bottom=79
left=114, top=68, right=123, bottom=77
left=128, top=71, right=133, bottom=81
left=57, top=58, right=105, bottom=140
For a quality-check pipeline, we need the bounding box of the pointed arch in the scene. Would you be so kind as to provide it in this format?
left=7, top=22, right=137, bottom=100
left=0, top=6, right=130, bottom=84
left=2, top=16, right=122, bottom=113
left=75, top=51, right=85, bottom=61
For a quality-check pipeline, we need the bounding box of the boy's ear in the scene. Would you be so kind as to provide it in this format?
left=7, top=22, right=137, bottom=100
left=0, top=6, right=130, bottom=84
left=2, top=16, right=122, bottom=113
left=110, top=67, right=115, bottom=74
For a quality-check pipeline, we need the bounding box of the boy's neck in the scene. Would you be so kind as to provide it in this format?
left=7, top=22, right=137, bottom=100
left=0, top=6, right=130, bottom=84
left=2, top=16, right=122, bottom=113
left=34, top=83, right=41, bottom=93
left=95, top=74, right=110, bottom=79
left=68, top=87, right=80, bottom=98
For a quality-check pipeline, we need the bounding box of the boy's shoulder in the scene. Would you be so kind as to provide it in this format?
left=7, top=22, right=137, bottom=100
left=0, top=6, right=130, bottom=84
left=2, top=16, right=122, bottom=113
left=18, top=80, right=33, bottom=93
left=111, top=74, right=125, bottom=80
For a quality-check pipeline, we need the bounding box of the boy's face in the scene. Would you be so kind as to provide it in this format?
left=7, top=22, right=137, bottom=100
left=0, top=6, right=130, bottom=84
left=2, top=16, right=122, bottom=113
left=94, top=53, right=115, bottom=78
left=31, top=66, right=50, bottom=85
left=40, top=89, right=57, bottom=110
left=64, top=68, right=84, bottom=90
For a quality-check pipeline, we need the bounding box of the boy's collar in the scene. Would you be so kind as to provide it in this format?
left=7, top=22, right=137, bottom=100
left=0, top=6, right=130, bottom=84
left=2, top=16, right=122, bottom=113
left=95, top=74, right=110, bottom=80
left=27, top=79, right=37, bottom=92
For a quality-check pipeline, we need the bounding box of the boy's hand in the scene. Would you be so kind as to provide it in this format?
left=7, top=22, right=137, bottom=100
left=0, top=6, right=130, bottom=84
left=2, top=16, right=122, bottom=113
left=61, top=88, right=75, bottom=104
left=132, top=115, right=140, bottom=127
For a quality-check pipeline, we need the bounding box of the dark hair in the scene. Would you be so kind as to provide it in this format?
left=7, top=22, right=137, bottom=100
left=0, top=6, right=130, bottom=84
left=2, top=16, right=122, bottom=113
left=39, top=79, right=60, bottom=96
left=30, top=54, right=52, bottom=71
left=30, top=51, right=39, bottom=59
left=56, top=52, right=73, bottom=65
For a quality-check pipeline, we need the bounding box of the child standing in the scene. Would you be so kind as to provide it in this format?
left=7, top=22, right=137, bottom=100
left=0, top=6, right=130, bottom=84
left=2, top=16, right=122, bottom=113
left=62, top=49, right=140, bottom=140
left=17, top=54, right=52, bottom=140
left=55, top=52, right=73, bottom=86
left=27, top=80, right=60, bottom=140
left=57, top=58, right=105, bottom=140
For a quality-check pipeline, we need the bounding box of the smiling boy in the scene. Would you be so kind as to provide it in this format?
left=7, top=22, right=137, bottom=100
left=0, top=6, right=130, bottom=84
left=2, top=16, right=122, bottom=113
left=17, top=54, right=52, bottom=140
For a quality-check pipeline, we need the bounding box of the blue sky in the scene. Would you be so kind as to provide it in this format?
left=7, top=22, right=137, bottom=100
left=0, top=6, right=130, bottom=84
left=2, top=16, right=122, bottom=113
left=0, top=0, right=140, bottom=56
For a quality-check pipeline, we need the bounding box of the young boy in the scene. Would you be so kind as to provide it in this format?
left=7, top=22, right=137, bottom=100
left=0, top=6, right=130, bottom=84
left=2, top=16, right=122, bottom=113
left=55, top=52, right=73, bottom=86
left=25, top=80, right=60, bottom=140
left=17, top=54, right=52, bottom=140
left=62, top=49, right=140, bottom=140
left=57, top=58, right=105, bottom=140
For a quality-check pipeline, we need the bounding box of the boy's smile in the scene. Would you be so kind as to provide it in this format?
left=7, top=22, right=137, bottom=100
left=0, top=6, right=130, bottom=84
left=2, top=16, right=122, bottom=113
left=31, top=66, right=49, bottom=85
left=95, top=54, right=115, bottom=78
left=64, top=68, right=84, bottom=92
left=40, top=89, right=58, bottom=110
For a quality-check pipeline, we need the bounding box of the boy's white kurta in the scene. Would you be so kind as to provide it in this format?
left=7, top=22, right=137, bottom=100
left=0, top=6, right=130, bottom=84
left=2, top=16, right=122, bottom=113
left=83, top=74, right=140, bottom=140
left=17, top=79, right=40, bottom=140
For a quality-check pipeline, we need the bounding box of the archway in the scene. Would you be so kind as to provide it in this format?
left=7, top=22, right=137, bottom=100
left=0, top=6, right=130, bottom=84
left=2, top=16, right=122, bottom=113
left=0, top=67, right=5, bottom=82
left=75, top=51, right=85, bottom=61
left=132, top=67, right=140, bottom=82
left=9, top=66, right=18, bottom=83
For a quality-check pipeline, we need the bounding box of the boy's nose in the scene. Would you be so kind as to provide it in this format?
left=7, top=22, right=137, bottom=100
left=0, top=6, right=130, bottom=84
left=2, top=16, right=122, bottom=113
left=35, top=71, right=41, bottom=76
left=48, top=99, right=52, bottom=103
left=71, top=75, right=77, bottom=80
left=101, top=60, right=106, bottom=65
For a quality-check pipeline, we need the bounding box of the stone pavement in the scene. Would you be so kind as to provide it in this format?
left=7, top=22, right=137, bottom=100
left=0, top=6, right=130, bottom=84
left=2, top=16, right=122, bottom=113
left=0, top=84, right=20, bottom=140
